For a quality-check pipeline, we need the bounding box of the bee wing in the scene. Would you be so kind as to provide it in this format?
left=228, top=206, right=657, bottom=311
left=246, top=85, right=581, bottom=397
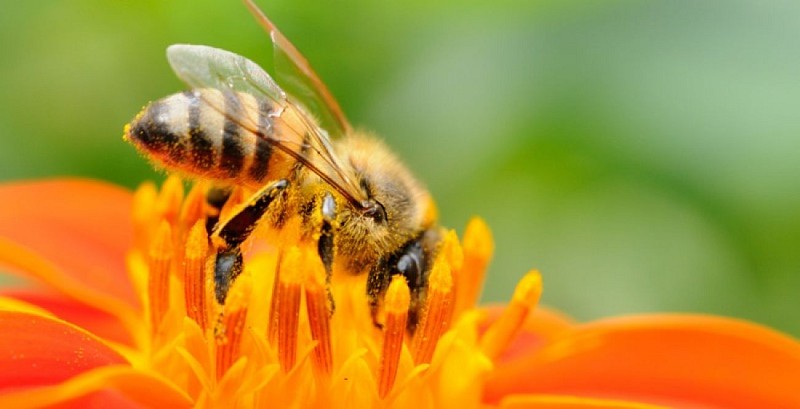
left=167, top=44, right=366, bottom=204
left=243, top=0, right=352, bottom=139
left=168, top=44, right=287, bottom=111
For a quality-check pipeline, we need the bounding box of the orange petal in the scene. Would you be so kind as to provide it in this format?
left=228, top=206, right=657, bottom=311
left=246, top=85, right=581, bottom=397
left=46, top=389, right=148, bottom=409
left=484, top=314, right=800, bottom=407
left=1, top=289, right=135, bottom=346
left=0, top=366, right=193, bottom=409
left=0, top=179, right=138, bottom=309
left=479, top=305, right=575, bottom=362
left=0, top=310, right=128, bottom=391
left=498, top=394, right=665, bottom=409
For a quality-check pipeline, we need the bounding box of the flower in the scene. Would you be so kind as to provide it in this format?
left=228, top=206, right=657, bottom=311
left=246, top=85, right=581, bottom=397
left=1, top=178, right=799, bottom=408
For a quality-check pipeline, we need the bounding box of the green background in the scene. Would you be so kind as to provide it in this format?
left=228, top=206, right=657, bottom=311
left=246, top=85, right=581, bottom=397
left=2, top=1, right=799, bottom=335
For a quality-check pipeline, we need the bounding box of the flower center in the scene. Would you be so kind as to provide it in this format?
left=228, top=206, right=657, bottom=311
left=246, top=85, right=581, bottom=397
left=131, top=176, right=542, bottom=407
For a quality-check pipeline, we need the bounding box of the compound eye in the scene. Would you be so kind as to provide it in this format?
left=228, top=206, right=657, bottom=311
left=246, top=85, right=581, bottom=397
left=361, top=199, right=387, bottom=224
left=397, top=252, right=422, bottom=289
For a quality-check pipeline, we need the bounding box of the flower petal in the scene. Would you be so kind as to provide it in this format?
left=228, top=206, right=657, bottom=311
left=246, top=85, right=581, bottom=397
left=484, top=314, right=800, bottom=407
left=479, top=305, right=575, bottom=363
left=498, top=394, right=665, bottom=408
left=0, top=366, right=193, bottom=409
left=0, top=179, right=138, bottom=308
left=2, top=289, right=135, bottom=346
left=0, top=310, right=127, bottom=391
left=0, top=294, right=56, bottom=317
left=37, top=389, right=146, bottom=409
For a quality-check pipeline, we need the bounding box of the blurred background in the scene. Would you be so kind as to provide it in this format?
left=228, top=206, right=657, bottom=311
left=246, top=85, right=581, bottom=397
left=2, top=0, right=799, bottom=335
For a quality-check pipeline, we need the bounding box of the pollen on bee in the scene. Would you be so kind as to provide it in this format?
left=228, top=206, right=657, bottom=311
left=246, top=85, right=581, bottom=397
left=122, top=123, right=132, bottom=142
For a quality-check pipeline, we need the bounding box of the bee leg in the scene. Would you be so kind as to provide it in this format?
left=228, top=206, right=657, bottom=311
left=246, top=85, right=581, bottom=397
left=211, top=179, right=288, bottom=303
left=367, top=234, right=430, bottom=332
left=318, top=192, right=336, bottom=314
left=204, top=186, right=232, bottom=234
left=213, top=248, right=243, bottom=304
left=366, top=265, right=389, bottom=330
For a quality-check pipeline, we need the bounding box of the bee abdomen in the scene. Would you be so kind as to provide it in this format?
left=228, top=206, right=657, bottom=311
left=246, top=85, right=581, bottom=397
left=125, top=89, right=295, bottom=186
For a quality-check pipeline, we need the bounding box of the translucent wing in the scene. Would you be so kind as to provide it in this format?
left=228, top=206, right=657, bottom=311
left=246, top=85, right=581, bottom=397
left=243, top=0, right=352, bottom=139
left=168, top=44, right=286, bottom=112
left=167, top=44, right=366, bottom=204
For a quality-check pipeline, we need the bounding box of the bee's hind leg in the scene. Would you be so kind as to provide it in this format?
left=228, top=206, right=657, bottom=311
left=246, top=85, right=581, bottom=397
left=204, top=186, right=232, bottom=235
left=210, top=179, right=288, bottom=304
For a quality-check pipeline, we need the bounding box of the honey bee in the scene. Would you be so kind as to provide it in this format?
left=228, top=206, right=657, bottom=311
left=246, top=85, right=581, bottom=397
left=124, top=0, right=440, bottom=331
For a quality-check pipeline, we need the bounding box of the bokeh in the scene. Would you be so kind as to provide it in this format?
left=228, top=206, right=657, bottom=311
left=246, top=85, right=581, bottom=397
left=2, top=0, right=799, bottom=335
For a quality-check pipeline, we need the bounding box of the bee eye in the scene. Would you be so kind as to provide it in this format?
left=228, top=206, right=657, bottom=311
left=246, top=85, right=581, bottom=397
left=361, top=199, right=387, bottom=224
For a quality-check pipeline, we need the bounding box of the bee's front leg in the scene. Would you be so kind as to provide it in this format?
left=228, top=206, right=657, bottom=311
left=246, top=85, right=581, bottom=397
left=317, top=192, right=336, bottom=314
left=366, top=243, right=424, bottom=331
left=367, top=231, right=438, bottom=333
left=317, top=192, right=336, bottom=273
left=210, top=179, right=288, bottom=303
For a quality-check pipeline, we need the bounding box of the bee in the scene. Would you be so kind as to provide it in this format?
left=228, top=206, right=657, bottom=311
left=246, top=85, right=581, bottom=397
left=124, top=0, right=440, bottom=331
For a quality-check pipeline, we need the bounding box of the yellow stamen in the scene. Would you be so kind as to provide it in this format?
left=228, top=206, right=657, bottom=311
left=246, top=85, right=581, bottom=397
left=454, top=217, right=493, bottom=316
left=275, top=247, right=303, bottom=373
left=438, top=230, right=463, bottom=332
left=156, top=175, right=184, bottom=225
left=148, top=221, right=173, bottom=335
left=440, top=230, right=464, bottom=273
left=184, top=220, right=210, bottom=331
left=127, top=177, right=525, bottom=405
left=215, top=274, right=252, bottom=380
left=179, top=183, right=207, bottom=234
left=378, top=275, right=410, bottom=399
left=479, top=270, right=542, bottom=360
left=411, top=260, right=453, bottom=364
left=303, top=249, right=333, bottom=377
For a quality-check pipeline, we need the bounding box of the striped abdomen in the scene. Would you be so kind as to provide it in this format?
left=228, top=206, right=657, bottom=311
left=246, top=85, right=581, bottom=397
left=125, top=89, right=303, bottom=188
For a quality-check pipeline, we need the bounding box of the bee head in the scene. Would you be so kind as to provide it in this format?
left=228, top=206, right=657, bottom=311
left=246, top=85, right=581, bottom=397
left=333, top=134, right=433, bottom=268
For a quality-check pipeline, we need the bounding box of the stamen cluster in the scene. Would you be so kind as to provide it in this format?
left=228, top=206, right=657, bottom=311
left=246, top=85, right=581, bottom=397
left=130, top=176, right=541, bottom=408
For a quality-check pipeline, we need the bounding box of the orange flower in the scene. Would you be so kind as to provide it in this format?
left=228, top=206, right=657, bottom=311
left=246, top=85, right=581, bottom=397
left=1, top=178, right=799, bottom=408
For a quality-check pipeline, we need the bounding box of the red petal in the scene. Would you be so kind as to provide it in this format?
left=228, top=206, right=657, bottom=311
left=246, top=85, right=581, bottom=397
left=0, top=179, right=138, bottom=309
left=0, top=311, right=127, bottom=391
left=484, top=314, right=800, bottom=407
left=2, top=289, right=135, bottom=346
